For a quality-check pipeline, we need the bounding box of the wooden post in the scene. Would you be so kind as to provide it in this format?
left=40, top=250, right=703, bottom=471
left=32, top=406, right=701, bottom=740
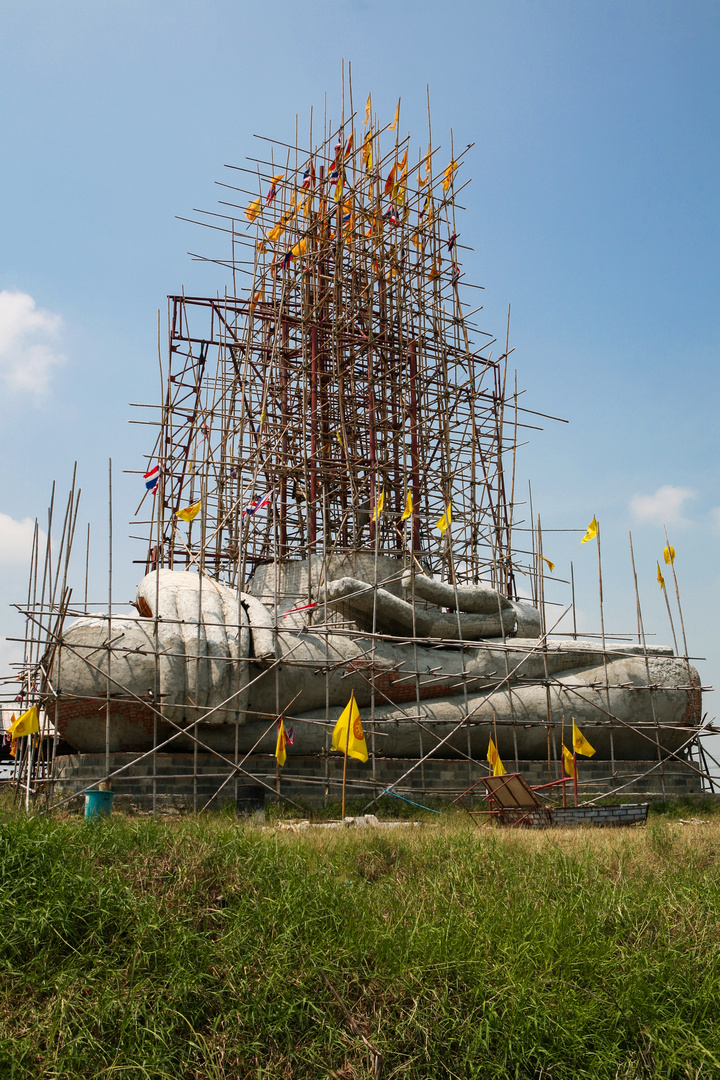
left=341, top=691, right=354, bottom=820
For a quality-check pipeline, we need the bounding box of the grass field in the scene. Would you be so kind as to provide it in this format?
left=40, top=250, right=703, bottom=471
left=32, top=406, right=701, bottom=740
left=1, top=803, right=719, bottom=1079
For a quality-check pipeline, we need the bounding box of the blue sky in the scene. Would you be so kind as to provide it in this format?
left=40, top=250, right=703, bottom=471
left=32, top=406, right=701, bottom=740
left=1, top=1, right=718, bottom=756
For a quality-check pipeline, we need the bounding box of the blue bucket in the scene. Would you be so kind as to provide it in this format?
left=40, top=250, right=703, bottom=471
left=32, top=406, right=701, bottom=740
left=84, top=790, right=114, bottom=819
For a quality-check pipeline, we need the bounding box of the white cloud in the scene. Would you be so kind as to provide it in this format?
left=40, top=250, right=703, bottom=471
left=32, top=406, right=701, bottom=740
left=0, top=290, right=64, bottom=394
left=0, top=513, right=46, bottom=566
left=630, top=485, right=696, bottom=526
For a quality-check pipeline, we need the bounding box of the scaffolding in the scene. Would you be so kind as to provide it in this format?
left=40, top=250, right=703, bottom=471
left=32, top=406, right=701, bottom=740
left=2, top=82, right=716, bottom=815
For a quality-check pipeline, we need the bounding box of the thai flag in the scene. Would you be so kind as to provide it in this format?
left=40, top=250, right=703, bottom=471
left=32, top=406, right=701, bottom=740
left=329, top=167, right=339, bottom=185
left=242, top=491, right=273, bottom=521
left=144, top=466, right=159, bottom=492
left=285, top=726, right=295, bottom=746
left=302, top=162, right=314, bottom=188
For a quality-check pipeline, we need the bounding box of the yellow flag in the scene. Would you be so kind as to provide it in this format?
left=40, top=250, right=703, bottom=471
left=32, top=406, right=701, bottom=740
left=442, top=159, right=458, bottom=192
left=291, top=237, right=308, bottom=258
left=275, top=718, right=287, bottom=767
left=540, top=555, right=555, bottom=573
left=418, top=153, right=431, bottom=186
left=657, top=562, right=665, bottom=590
left=365, top=93, right=371, bottom=124
left=245, top=198, right=262, bottom=223
left=362, top=132, right=373, bottom=173
left=389, top=99, right=400, bottom=131
left=436, top=503, right=452, bottom=534
left=9, top=705, right=39, bottom=738
left=487, top=737, right=506, bottom=777
left=664, top=545, right=675, bottom=565
left=580, top=516, right=598, bottom=544
left=331, top=692, right=368, bottom=763
left=371, top=489, right=384, bottom=522
left=177, top=501, right=202, bottom=523
left=562, top=744, right=575, bottom=778
left=268, top=221, right=284, bottom=243
left=401, top=491, right=413, bottom=521
left=572, top=719, right=595, bottom=758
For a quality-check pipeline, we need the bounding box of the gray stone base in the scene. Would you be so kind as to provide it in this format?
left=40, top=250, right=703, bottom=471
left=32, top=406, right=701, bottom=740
left=49, top=750, right=704, bottom=812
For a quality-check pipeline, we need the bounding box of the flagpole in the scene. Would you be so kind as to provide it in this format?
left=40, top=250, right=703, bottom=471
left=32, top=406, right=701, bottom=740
left=275, top=757, right=280, bottom=808
left=573, top=749, right=578, bottom=807
left=341, top=692, right=353, bottom=820
left=561, top=716, right=566, bottom=808
left=660, top=566, right=679, bottom=655
left=663, top=527, right=689, bottom=659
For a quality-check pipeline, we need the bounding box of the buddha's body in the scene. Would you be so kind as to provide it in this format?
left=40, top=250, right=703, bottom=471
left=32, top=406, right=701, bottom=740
left=51, top=561, right=700, bottom=762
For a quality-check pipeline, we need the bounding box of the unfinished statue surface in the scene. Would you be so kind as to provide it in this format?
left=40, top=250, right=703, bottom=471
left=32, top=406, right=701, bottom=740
left=52, top=562, right=701, bottom=760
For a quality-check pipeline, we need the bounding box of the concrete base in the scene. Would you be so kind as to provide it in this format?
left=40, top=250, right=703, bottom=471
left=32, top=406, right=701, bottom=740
left=50, top=751, right=704, bottom=811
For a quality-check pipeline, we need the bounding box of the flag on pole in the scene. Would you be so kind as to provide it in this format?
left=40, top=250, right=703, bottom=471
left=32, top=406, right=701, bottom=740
left=365, top=93, right=372, bottom=124
left=540, top=555, right=555, bottom=573
left=176, top=501, right=202, bottom=523
left=389, top=100, right=400, bottom=131
left=331, top=692, right=368, bottom=763
left=370, top=490, right=384, bottom=523
left=245, top=198, right=262, bottom=223
left=657, top=562, right=665, bottom=589
left=417, top=153, right=431, bottom=186
left=664, top=545, right=676, bottom=565
left=275, top=718, right=288, bottom=767
left=8, top=705, right=39, bottom=739
left=572, top=719, right=595, bottom=757
left=562, top=744, right=575, bottom=778
left=402, top=491, right=413, bottom=521
left=266, top=174, right=284, bottom=205
left=487, top=737, right=506, bottom=777
left=436, top=504, right=452, bottom=534
left=8, top=713, right=18, bottom=757
left=362, top=132, right=373, bottom=173
left=442, top=159, right=458, bottom=192
left=268, top=220, right=284, bottom=243
left=302, top=160, right=315, bottom=189
left=144, top=466, right=159, bottom=492
left=580, top=516, right=598, bottom=544
left=242, top=491, right=272, bottom=521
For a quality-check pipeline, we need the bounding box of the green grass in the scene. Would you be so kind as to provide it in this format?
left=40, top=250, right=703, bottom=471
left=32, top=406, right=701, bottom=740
left=1, top=809, right=720, bottom=1079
